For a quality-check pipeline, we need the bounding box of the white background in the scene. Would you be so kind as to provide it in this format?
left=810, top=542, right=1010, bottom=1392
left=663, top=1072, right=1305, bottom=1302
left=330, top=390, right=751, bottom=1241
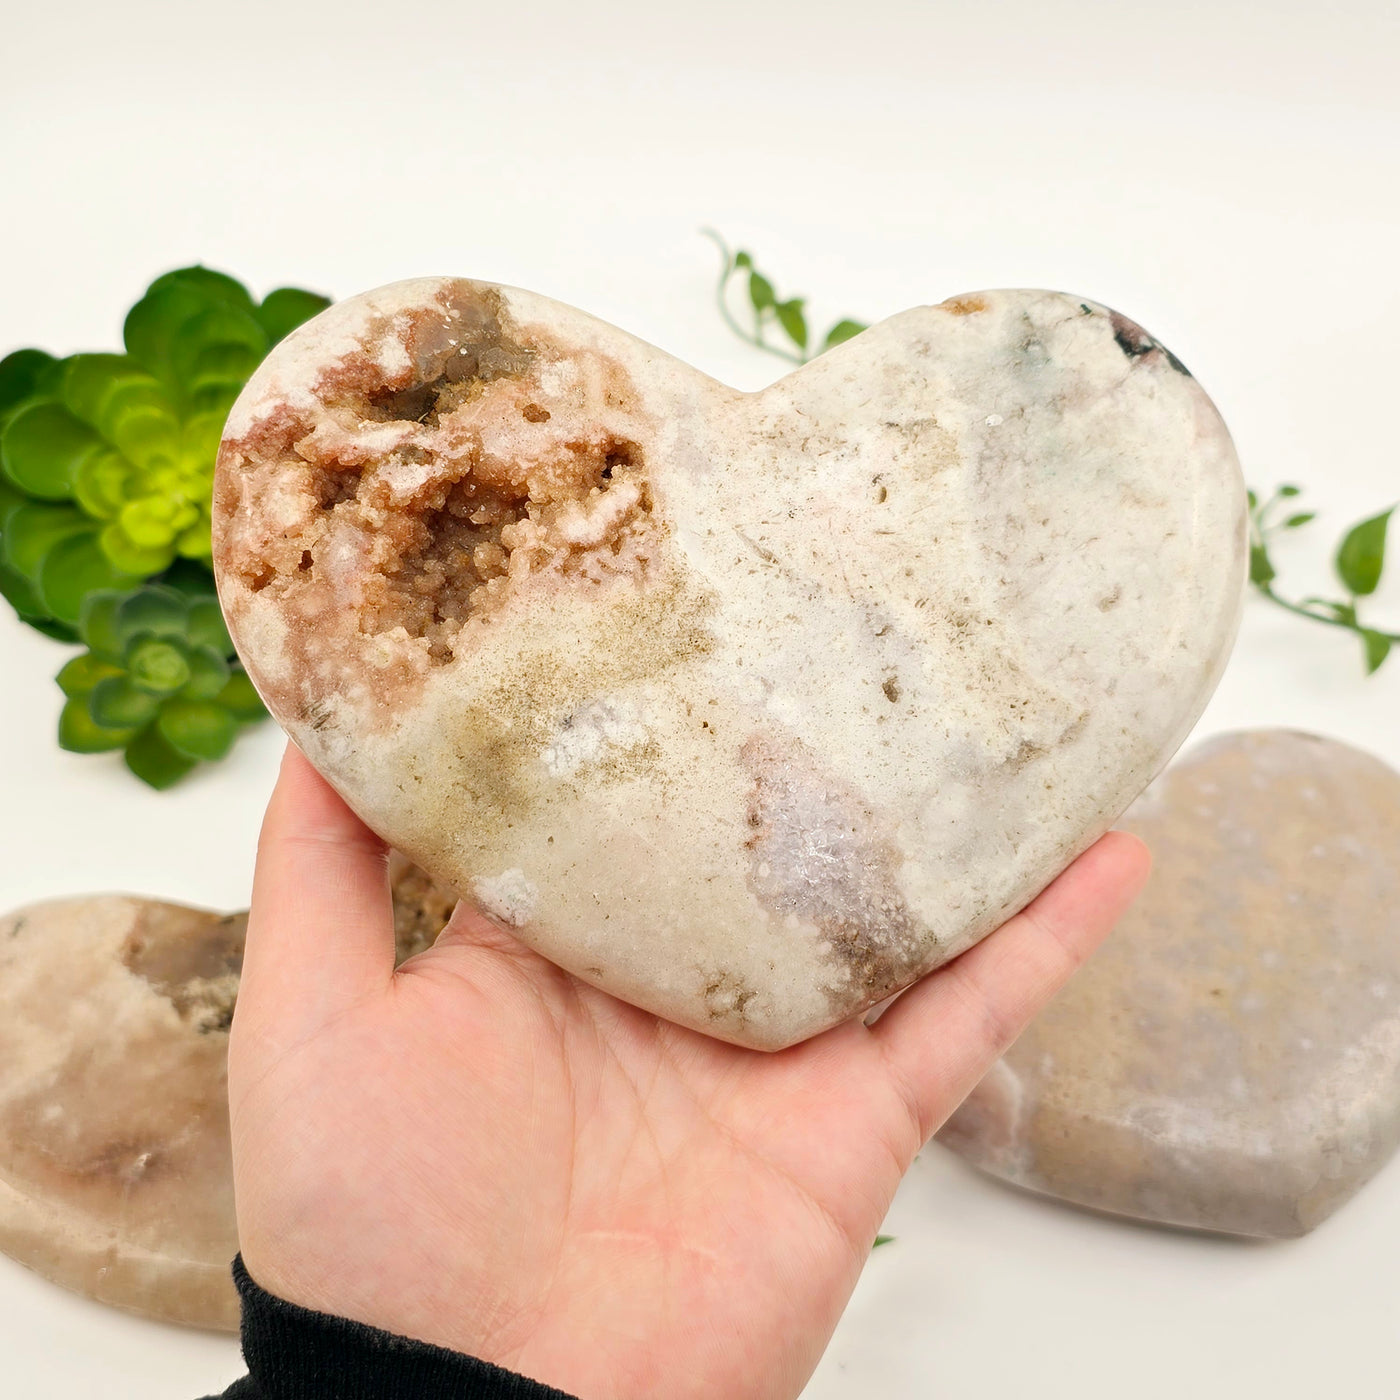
left=2, top=1, right=1398, bottom=1394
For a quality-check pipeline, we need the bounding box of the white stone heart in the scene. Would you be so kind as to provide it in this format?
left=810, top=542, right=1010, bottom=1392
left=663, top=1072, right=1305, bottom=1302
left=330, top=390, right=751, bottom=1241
left=213, top=280, right=1245, bottom=1049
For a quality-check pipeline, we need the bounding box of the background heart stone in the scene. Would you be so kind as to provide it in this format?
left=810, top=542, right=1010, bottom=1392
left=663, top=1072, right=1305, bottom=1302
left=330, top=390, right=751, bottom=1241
left=213, top=279, right=1245, bottom=1049
left=0, top=858, right=457, bottom=1329
left=939, top=729, right=1400, bottom=1238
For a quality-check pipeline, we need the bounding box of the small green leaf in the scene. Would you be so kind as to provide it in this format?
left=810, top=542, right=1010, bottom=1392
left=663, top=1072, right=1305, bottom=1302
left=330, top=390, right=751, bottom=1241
left=733, top=251, right=753, bottom=270
left=145, top=266, right=256, bottom=312
left=748, top=271, right=776, bottom=313
left=126, top=636, right=192, bottom=694
left=1, top=400, right=101, bottom=499
left=71, top=448, right=132, bottom=520
left=90, top=676, right=162, bottom=729
left=1335, top=507, right=1393, bottom=597
left=215, top=669, right=266, bottom=721
left=58, top=696, right=136, bottom=753
left=872, top=1235, right=896, bottom=1249
left=0, top=349, right=57, bottom=412
left=0, top=560, right=49, bottom=625
left=37, top=531, right=142, bottom=624
left=124, top=723, right=198, bottom=788
left=1246, top=488, right=1258, bottom=510
left=79, top=590, right=128, bottom=657
left=822, top=319, right=867, bottom=351
left=157, top=697, right=238, bottom=760
left=180, top=644, right=232, bottom=700
left=1248, top=542, right=1275, bottom=587
left=56, top=653, right=125, bottom=699
left=256, top=287, right=332, bottom=345
left=99, top=520, right=175, bottom=576
left=1278, top=485, right=1301, bottom=498
left=0, top=502, right=89, bottom=580
left=775, top=298, right=808, bottom=350
left=115, top=586, right=188, bottom=644
left=186, top=595, right=233, bottom=655
left=1284, top=512, right=1316, bottom=529
left=1361, top=630, right=1392, bottom=675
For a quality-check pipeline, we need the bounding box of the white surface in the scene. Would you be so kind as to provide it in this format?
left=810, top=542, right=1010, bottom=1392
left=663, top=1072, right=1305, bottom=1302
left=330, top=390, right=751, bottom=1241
left=1, top=1, right=1397, bottom=1394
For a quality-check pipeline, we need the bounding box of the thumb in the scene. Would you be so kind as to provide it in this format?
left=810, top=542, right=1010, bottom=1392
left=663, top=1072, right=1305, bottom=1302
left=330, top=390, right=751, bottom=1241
left=238, top=744, right=395, bottom=1030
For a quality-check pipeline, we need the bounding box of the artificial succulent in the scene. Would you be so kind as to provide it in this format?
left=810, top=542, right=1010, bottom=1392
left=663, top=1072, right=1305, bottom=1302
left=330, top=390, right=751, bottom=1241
left=56, top=576, right=266, bottom=789
left=0, top=265, right=330, bottom=786
left=0, top=267, right=329, bottom=636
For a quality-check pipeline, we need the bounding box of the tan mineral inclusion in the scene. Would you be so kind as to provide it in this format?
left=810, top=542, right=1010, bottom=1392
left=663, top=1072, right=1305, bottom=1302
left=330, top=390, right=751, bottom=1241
left=213, top=279, right=1247, bottom=1050
left=0, top=859, right=457, bottom=1328
left=940, top=730, right=1400, bottom=1238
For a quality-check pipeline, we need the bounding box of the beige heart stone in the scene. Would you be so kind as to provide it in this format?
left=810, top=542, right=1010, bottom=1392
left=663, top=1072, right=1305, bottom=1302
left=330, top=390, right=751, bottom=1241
left=939, top=730, right=1400, bottom=1238
left=0, top=857, right=457, bottom=1329
left=212, top=279, right=1246, bottom=1050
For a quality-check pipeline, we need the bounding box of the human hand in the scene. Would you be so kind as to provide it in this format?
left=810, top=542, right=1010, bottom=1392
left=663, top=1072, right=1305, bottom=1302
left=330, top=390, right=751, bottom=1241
left=229, top=745, right=1149, bottom=1400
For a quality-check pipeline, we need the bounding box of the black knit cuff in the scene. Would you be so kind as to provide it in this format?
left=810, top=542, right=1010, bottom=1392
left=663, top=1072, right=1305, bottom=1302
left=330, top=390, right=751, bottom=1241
left=233, top=1255, right=578, bottom=1399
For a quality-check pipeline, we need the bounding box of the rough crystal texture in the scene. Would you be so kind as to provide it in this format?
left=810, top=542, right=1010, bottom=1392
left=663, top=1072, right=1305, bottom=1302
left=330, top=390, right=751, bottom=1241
left=0, top=865, right=457, bottom=1328
left=213, top=278, right=1246, bottom=1050
left=939, top=730, right=1400, bottom=1238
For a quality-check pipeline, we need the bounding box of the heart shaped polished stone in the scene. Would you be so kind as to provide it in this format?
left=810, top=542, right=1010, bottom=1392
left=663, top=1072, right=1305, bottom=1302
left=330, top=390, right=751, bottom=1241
left=0, top=859, right=457, bottom=1328
left=212, top=279, right=1245, bottom=1049
left=938, top=730, right=1400, bottom=1237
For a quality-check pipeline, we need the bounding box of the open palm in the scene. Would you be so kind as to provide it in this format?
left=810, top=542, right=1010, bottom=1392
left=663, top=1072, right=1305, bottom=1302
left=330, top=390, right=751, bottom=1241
left=230, top=748, right=1147, bottom=1400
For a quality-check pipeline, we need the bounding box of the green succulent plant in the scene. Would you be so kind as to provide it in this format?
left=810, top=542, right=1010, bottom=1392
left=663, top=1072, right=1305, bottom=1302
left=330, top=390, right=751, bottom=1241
left=56, top=578, right=267, bottom=788
left=0, top=267, right=329, bottom=635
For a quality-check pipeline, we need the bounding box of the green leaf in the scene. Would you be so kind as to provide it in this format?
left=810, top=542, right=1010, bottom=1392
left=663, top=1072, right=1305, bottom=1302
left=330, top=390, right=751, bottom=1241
left=0, top=559, right=49, bottom=624
left=732, top=251, right=753, bottom=270
left=56, top=652, right=125, bottom=699
left=180, top=644, right=232, bottom=700
left=1284, top=512, right=1316, bottom=529
left=775, top=298, right=808, bottom=350
left=126, top=636, right=192, bottom=694
left=114, top=585, right=188, bottom=644
left=79, top=590, right=128, bottom=656
left=256, top=287, right=332, bottom=345
left=0, top=348, right=57, bottom=412
left=748, top=271, right=776, bottom=313
left=0, top=502, right=89, bottom=580
left=168, top=306, right=267, bottom=394
left=215, top=669, right=266, bottom=721
left=1246, top=488, right=1258, bottom=510
left=58, top=696, right=137, bottom=753
left=108, top=404, right=181, bottom=469
left=62, top=355, right=170, bottom=437
left=1248, top=542, right=1275, bottom=587
left=822, top=319, right=867, bottom=350
left=124, top=723, right=198, bottom=788
left=72, top=449, right=132, bottom=520
left=1335, top=507, right=1393, bottom=597
left=89, top=676, right=162, bottom=729
left=1278, top=485, right=1301, bottom=498
left=36, top=531, right=142, bottom=624
left=145, top=266, right=256, bottom=313
left=186, top=595, right=233, bottom=655
left=872, top=1235, right=896, bottom=1249
left=1, top=400, right=101, bottom=499
left=99, top=520, right=175, bottom=576
left=157, top=697, right=238, bottom=760
left=1361, top=630, right=1392, bottom=675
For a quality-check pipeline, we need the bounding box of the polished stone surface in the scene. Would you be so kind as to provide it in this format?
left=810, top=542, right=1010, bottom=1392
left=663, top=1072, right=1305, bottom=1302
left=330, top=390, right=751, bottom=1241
left=939, top=729, right=1400, bottom=1238
left=0, top=864, right=457, bottom=1328
left=213, top=279, right=1246, bottom=1049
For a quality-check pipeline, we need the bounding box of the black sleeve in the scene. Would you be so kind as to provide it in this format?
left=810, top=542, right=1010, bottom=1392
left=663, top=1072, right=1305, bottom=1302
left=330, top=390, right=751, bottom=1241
left=204, top=1255, right=578, bottom=1400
